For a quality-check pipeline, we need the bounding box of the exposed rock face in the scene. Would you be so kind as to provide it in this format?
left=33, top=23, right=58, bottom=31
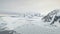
left=42, top=9, right=60, bottom=25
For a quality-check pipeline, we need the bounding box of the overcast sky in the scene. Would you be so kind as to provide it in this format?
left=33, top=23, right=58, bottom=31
left=0, top=0, right=60, bottom=15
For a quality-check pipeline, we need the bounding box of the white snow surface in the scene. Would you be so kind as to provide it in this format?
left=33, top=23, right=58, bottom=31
left=0, top=16, right=60, bottom=34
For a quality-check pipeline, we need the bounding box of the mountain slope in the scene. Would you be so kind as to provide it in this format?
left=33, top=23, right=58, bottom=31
left=42, top=9, right=60, bottom=25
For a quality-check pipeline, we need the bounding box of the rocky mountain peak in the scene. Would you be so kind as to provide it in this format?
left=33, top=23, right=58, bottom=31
left=42, top=9, right=60, bottom=25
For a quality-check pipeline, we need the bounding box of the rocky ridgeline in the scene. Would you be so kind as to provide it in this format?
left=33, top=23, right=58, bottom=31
left=42, top=9, right=60, bottom=25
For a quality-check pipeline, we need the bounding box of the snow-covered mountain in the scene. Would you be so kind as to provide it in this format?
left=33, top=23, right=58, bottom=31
left=0, top=10, right=60, bottom=34
left=42, top=9, right=58, bottom=22
left=42, top=9, right=60, bottom=26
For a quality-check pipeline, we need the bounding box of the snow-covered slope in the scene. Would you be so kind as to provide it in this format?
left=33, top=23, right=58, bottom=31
left=0, top=10, right=60, bottom=34
left=15, top=24, right=60, bottom=34
left=0, top=13, right=43, bottom=34
left=42, top=9, right=60, bottom=27
left=42, top=9, right=59, bottom=22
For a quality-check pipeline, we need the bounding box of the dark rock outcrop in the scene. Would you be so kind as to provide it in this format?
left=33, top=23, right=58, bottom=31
left=42, top=9, right=60, bottom=25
